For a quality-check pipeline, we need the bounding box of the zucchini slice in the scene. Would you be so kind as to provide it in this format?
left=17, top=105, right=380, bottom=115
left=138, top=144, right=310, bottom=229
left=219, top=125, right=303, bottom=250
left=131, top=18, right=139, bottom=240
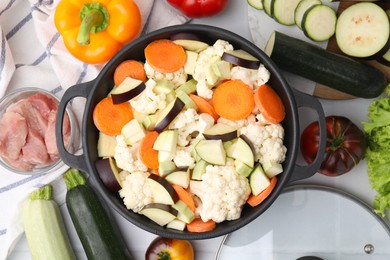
left=302, top=4, right=337, bottom=42
left=294, top=0, right=322, bottom=29
left=272, top=0, right=303, bottom=25
left=262, top=0, right=274, bottom=17
left=264, top=31, right=388, bottom=98
left=247, top=0, right=263, bottom=10
left=335, top=2, right=390, bottom=58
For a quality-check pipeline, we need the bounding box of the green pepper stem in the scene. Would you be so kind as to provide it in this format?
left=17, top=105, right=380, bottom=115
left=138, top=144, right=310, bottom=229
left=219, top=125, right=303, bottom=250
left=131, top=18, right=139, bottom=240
left=77, top=3, right=109, bottom=46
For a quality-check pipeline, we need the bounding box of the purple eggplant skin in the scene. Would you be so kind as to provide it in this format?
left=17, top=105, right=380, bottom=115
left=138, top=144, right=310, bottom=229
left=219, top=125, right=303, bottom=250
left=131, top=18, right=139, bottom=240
left=203, top=129, right=238, bottom=142
left=154, top=98, right=185, bottom=133
left=94, top=158, right=121, bottom=192
left=169, top=32, right=203, bottom=41
left=111, top=82, right=146, bottom=104
left=222, top=52, right=261, bottom=69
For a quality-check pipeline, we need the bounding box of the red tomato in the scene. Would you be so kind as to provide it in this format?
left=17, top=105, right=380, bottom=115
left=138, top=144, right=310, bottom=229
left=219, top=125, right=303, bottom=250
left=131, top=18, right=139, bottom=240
left=145, top=236, right=194, bottom=260
left=300, top=116, right=366, bottom=176
left=167, top=0, right=228, bottom=18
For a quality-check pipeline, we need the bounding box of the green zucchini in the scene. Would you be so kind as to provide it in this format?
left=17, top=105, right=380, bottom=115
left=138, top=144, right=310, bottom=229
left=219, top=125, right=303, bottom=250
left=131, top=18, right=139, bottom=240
left=23, top=185, right=76, bottom=260
left=64, top=168, right=133, bottom=260
left=264, top=31, right=389, bottom=98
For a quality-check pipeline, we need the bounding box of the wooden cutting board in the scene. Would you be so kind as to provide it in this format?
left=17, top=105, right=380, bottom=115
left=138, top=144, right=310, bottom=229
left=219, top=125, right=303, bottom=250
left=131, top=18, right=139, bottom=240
left=313, top=1, right=390, bottom=100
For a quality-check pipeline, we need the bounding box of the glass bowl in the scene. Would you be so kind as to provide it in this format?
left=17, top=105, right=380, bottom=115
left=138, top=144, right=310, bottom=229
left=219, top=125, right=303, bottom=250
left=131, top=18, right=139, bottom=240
left=0, top=87, right=79, bottom=175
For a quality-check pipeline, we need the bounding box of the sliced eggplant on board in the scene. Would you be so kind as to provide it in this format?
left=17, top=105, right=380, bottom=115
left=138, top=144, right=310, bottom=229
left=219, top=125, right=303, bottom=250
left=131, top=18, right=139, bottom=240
left=335, top=2, right=390, bottom=59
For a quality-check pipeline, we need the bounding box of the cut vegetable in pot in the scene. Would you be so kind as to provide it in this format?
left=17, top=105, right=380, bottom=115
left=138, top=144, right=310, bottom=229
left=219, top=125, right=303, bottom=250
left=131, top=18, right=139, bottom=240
left=110, top=77, right=146, bottom=104
left=144, top=39, right=187, bottom=73
left=222, top=49, right=261, bottom=69
left=23, top=185, right=76, bottom=260
left=302, top=4, right=337, bottom=42
left=247, top=176, right=278, bottom=207
left=301, top=116, right=366, bottom=176
left=212, top=80, right=255, bottom=121
left=95, top=157, right=122, bottom=192
left=264, top=31, right=388, bottom=98
left=335, top=2, right=390, bottom=58
left=186, top=218, right=216, bottom=233
left=273, top=0, right=303, bottom=26
left=254, top=84, right=285, bottom=124
left=113, top=59, right=147, bottom=86
left=294, top=0, right=322, bottom=29
left=93, top=97, right=134, bottom=136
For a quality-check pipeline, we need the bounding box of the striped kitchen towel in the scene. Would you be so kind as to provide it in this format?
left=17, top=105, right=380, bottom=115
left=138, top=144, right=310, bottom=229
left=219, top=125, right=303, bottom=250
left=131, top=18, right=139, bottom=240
left=0, top=0, right=189, bottom=258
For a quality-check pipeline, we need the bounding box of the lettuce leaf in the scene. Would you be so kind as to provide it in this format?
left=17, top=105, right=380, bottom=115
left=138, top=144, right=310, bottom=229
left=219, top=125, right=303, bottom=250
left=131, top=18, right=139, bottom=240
left=363, top=95, right=390, bottom=217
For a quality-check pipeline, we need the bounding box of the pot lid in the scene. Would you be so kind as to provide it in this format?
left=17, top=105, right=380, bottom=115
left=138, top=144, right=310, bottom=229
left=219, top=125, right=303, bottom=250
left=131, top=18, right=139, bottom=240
left=215, top=185, right=390, bottom=260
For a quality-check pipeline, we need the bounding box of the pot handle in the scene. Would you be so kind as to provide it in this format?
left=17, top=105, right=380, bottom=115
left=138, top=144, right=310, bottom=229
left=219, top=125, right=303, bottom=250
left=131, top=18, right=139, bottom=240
left=288, top=89, right=327, bottom=183
left=56, top=81, right=94, bottom=173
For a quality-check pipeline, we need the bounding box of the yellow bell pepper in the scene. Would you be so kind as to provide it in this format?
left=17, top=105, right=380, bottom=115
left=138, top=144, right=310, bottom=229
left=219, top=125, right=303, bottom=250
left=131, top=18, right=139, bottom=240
left=54, top=0, right=142, bottom=64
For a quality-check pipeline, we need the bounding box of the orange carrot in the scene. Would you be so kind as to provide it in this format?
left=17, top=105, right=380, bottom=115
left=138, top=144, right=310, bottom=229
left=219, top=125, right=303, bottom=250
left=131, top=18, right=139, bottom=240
left=139, top=131, right=159, bottom=169
left=254, top=84, right=285, bottom=124
left=171, top=184, right=196, bottom=212
left=212, top=80, right=255, bottom=121
left=113, top=59, right=147, bottom=86
left=144, top=39, right=187, bottom=73
left=93, top=97, right=134, bottom=136
left=187, top=218, right=216, bottom=233
left=247, top=176, right=278, bottom=207
left=189, top=94, right=219, bottom=121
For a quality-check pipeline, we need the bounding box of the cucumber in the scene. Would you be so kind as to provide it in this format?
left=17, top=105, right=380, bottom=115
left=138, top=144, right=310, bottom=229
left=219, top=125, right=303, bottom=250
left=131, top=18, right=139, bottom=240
left=335, top=2, right=390, bottom=58
left=294, top=0, right=322, bottom=29
left=302, top=4, right=337, bottom=42
left=272, top=0, right=303, bottom=26
left=264, top=31, right=388, bottom=98
left=23, top=185, right=76, bottom=260
left=247, top=0, right=263, bottom=10
left=64, top=169, right=132, bottom=260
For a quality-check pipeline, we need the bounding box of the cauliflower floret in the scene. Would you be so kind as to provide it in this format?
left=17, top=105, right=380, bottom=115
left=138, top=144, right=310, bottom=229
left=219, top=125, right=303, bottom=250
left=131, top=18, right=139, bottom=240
left=192, top=40, right=234, bottom=99
left=130, top=79, right=166, bottom=114
left=217, top=114, right=256, bottom=128
left=190, top=164, right=251, bottom=223
left=144, top=62, right=187, bottom=87
left=239, top=122, right=287, bottom=164
left=173, top=146, right=195, bottom=169
left=119, top=171, right=153, bottom=213
left=169, top=109, right=214, bottom=147
left=114, top=135, right=148, bottom=173
left=230, top=64, right=271, bottom=90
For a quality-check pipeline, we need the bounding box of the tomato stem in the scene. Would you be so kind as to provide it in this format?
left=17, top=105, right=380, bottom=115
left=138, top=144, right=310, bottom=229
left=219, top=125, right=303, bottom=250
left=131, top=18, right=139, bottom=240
left=328, top=121, right=345, bottom=151
left=77, top=3, right=109, bottom=45
left=157, top=251, right=171, bottom=260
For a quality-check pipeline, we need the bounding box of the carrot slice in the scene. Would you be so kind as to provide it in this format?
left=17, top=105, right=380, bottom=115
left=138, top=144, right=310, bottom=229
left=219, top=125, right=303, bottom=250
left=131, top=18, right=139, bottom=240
left=247, top=176, right=278, bottom=207
left=139, top=131, right=159, bottom=169
left=212, top=80, right=255, bottom=121
left=171, top=184, right=196, bottom=212
left=93, top=97, right=134, bottom=136
left=254, top=84, right=285, bottom=124
left=189, top=94, right=219, bottom=121
left=144, top=39, right=187, bottom=73
left=187, top=218, right=216, bottom=233
left=113, top=59, right=147, bottom=86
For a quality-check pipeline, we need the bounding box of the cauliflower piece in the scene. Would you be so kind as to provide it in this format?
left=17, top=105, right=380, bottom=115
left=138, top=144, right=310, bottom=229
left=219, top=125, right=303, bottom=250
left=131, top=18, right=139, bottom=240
left=119, top=171, right=153, bottom=213
left=130, top=79, right=166, bottom=114
left=114, top=135, right=148, bottom=173
left=169, top=109, right=214, bottom=147
left=217, top=114, right=256, bottom=128
left=173, top=146, right=195, bottom=169
left=190, top=164, right=251, bottom=223
left=239, top=121, right=287, bottom=164
left=144, top=62, right=187, bottom=87
left=192, top=39, right=234, bottom=99
left=230, top=64, right=271, bottom=90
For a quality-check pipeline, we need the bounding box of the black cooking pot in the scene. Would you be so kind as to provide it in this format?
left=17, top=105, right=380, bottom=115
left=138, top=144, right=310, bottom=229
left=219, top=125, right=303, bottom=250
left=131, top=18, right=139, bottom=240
left=56, top=24, right=326, bottom=240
